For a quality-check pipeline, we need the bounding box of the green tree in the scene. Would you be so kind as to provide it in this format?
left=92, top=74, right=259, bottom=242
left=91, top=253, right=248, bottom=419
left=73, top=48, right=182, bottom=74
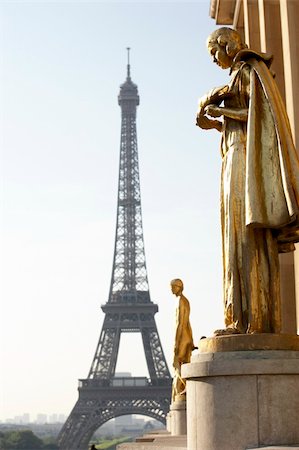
left=1, top=430, right=43, bottom=449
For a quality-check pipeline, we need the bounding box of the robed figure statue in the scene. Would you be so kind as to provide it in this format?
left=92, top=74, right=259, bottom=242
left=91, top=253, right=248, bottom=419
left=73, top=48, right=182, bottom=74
left=170, top=279, right=195, bottom=401
left=197, top=27, right=299, bottom=335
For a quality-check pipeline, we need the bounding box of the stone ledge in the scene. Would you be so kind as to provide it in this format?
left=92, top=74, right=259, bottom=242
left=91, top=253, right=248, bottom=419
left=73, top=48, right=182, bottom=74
left=117, top=436, right=187, bottom=450
left=198, top=333, right=299, bottom=353
left=117, top=446, right=186, bottom=450
left=248, top=447, right=299, bottom=449
left=191, top=349, right=299, bottom=361
left=182, top=350, right=299, bottom=378
left=117, top=433, right=187, bottom=449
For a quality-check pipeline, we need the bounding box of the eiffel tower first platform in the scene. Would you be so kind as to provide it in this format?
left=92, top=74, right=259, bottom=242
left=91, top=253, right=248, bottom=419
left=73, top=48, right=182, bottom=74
left=58, top=50, right=172, bottom=450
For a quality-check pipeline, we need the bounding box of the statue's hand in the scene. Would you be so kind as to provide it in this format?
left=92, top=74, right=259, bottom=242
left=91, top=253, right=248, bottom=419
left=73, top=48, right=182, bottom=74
left=196, top=112, right=214, bottom=129
left=204, top=105, right=223, bottom=118
left=196, top=111, right=223, bottom=132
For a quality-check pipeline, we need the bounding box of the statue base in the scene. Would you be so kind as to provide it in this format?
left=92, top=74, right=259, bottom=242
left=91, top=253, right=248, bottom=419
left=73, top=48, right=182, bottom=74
left=199, top=333, right=299, bottom=353
left=169, top=398, right=187, bottom=436
left=182, top=342, right=299, bottom=450
left=166, top=412, right=172, bottom=433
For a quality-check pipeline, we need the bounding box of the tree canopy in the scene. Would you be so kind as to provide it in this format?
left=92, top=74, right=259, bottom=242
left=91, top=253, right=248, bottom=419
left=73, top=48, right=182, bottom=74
left=0, top=430, right=58, bottom=450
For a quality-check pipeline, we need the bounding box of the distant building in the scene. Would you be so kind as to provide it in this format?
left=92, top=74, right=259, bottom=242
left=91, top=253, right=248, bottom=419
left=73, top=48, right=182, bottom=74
left=22, top=413, right=30, bottom=424
left=36, top=413, right=47, bottom=424
left=5, top=418, right=14, bottom=424
left=114, top=374, right=133, bottom=435
left=115, top=415, right=133, bottom=435
left=49, top=414, right=58, bottom=423
left=4, top=414, right=30, bottom=424
left=58, top=414, right=66, bottom=423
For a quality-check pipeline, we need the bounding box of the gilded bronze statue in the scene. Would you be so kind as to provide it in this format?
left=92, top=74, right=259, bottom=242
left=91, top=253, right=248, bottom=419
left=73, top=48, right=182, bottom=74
left=197, top=27, right=299, bottom=335
left=171, top=279, right=195, bottom=401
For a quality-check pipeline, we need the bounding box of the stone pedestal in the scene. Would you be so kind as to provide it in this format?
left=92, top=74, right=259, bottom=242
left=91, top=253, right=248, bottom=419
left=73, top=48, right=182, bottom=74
left=182, top=335, right=299, bottom=450
left=166, top=412, right=172, bottom=433
left=169, top=399, right=187, bottom=436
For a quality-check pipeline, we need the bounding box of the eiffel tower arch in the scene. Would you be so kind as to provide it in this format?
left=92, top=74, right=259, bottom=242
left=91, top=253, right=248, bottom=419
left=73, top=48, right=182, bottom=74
left=58, top=50, right=171, bottom=450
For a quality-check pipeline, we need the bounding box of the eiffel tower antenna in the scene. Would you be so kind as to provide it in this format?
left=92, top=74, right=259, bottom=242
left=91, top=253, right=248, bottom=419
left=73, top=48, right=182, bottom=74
left=58, top=50, right=171, bottom=450
left=127, top=46, right=130, bottom=75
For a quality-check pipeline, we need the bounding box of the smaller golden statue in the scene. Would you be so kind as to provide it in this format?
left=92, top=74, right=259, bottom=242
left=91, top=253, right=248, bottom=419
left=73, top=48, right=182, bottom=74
left=171, top=279, right=196, bottom=401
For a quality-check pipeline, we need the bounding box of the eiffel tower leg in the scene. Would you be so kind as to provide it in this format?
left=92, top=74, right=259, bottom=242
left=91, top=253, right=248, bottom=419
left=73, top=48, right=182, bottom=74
left=88, top=318, right=121, bottom=379
left=58, top=398, right=96, bottom=450
left=141, top=320, right=171, bottom=380
left=58, top=390, right=117, bottom=450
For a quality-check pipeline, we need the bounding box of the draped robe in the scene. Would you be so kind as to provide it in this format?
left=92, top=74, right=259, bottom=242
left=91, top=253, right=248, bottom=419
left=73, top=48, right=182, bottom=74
left=219, top=51, right=299, bottom=333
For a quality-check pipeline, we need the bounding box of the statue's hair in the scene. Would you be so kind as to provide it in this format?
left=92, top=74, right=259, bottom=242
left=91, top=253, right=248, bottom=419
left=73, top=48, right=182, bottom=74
left=171, top=278, right=184, bottom=290
left=207, top=27, right=247, bottom=57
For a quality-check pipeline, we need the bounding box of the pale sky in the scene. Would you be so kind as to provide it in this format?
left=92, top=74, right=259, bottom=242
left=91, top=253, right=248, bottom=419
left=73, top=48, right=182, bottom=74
left=0, top=0, right=229, bottom=422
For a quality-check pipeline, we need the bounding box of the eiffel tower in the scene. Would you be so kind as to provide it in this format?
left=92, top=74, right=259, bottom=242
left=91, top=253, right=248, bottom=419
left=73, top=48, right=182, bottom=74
left=58, top=50, right=171, bottom=450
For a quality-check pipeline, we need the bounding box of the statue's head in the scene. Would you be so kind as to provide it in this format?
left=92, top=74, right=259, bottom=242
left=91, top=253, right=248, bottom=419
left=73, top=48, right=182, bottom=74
left=170, top=278, right=184, bottom=296
left=207, top=27, right=247, bottom=69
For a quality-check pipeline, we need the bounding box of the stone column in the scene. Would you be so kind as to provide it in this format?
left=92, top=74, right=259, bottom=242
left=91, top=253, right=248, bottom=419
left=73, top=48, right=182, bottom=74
left=169, top=399, right=187, bottom=436
left=243, top=0, right=261, bottom=52
left=182, top=335, right=299, bottom=450
left=258, top=0, right=285, bottom=97
left=280, top=0, right=299, bottom=333
left=257, top=0, right=297, bottom=334
left=166, top=412, right=172, bottom=433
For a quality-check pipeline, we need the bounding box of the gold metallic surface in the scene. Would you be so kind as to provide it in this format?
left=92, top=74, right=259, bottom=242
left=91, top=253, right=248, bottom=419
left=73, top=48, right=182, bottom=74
left=198, top=334, right=299, bottom=353
left=197, top=27, right=299, bottom=336
left=170, top=279, right=195, bottom=402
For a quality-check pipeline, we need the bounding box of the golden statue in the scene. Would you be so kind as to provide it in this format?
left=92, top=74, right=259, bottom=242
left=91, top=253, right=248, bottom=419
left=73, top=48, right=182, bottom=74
left=197, top=27, right=299, bottom=335
left=171, top=279, right=195, bottom=401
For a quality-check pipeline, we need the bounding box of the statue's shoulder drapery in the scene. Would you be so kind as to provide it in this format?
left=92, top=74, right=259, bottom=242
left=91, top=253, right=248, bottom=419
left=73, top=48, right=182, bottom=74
left=233, top=50, right=299, bottom=248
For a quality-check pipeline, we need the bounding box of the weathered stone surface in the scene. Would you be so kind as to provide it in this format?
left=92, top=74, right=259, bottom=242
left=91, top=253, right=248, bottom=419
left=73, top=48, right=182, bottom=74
left=166, top=412, right=171, bottom=432
left=183, top=350, right=299, bottom=450
left=258, top=375, right=299, bottom=445
left=183, top=349, right=299, bottom=377
left=170, top=399, right=187, bottom=436
left=187, top=374, right=259, bottom=450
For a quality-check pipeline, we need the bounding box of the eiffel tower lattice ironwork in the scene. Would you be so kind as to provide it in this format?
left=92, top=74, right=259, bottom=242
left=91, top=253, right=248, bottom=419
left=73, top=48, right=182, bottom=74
left=58, top=50, right=171, bottom=450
